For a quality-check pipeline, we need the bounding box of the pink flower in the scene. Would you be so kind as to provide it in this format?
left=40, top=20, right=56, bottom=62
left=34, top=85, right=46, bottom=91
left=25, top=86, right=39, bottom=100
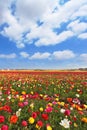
left=45, top=107, right=53, bottom=113
left=64, top=109, right=71, bottom=116
left=52, top=101, right=57, bottom=105
left=21, top=120, right=27, bottom=127
left=1, top=125, right=9, bottom=130
left=72, top=98, right=80, bottom=104
left=23, top=101, right=28, bottom=106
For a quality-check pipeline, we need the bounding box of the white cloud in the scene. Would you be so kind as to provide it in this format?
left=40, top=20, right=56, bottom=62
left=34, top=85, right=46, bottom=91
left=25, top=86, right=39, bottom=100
left=15, top=0, right=49, bottom=21
left=20, top=52, right=29, bottom=58
left=80, top=53, right=87, bottom=62
left=30, top=52, right=51, bottom=59
left=71, top=5, right=87, bottom=19
left=29, top=50, right=76, bottom=60
left=35, top=30, right=74, bottom=46
left=53, top=50, right=75, bottom=60
left=27, top=26, right=74, bottom=46
left=78, top=33, right=87, bottom=39
left=0, top=53, right=16, bottom=59
left=67, top=20, right=87, bottom=34
left=0, top=0, right=87, bottom=47
left=0, top=0, right=12, bottom=25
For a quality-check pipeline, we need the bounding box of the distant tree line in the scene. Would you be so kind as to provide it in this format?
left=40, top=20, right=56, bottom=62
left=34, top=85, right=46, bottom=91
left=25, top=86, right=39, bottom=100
left=79, top=68, right=87, bottom=71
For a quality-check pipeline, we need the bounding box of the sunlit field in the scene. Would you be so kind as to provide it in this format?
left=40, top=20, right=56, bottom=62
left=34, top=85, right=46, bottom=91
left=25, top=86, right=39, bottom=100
left=0, top=70, right=87, bottom=130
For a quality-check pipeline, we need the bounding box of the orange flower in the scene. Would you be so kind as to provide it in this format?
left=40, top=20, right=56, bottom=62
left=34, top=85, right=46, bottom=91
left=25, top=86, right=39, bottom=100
left=67, top=98, right=72, bottom=103
left=81, top=117, right=87, bottom=123
left=0, top=107, right=3, bottom=111
left=10, top=115, right=18, bottom=124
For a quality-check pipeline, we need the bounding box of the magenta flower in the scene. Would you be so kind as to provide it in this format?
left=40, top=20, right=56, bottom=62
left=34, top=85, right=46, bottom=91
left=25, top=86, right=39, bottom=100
left=45, top=107, right=53, bottom=113
left=64, top=109, right=71, bottom=116
left=1, top=125, right=9, bottom=130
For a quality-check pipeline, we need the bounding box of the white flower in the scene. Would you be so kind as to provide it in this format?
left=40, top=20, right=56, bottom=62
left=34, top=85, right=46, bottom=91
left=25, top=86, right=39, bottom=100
left=1, top=98, right=4, bottom=101
left=16, top=95, right=19, bottom=98
left=60, top=108, right=65, bottom=113
left=16, top=111, right=21, bottom=117
left=76, top=94, right=80, bottom=97
left=59, top=118, right=70, bottom=128
left=70, top=107, right=73, bottom=110
left=18, top=108, right=22, bottom=112
left=8, top=95, right=11, bottom=99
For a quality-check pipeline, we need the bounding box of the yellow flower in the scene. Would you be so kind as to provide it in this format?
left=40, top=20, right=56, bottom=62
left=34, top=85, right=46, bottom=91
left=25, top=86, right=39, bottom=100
left=36, top=124, right=39, bottom=129
left=31, top=91, right=34, bottom=94
left=74, top=123, right=78, bottom=127
left=30, top=103, right=34, bottom=109
left=81, top=117, right=87, bottom=123
left=40, top=94, right=43, bottom=97
left=19, top=96, right=24, bottom=101
left=55, top=98, right=59, bottom=101
left=39, top=107, right=44, bottom=112
left=48, top=103, right=52, bottom=106
left=84, top=104, right=87, bottom=109
left=28, top=117, right=35, bottom=124
left=47, top=126, right=52, bottom=130
left=22, top=91, right=26, bottom=95
left=60, top=102, right=65, bottom=106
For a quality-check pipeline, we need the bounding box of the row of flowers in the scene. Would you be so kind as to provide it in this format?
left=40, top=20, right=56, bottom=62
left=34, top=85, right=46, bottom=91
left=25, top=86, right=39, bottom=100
left=0, top=71, right=87, bottom=129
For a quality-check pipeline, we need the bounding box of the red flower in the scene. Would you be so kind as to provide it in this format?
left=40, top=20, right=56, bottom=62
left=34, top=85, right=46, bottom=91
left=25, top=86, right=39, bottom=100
left=1, top=125, right=9, bottom=130
left=32, top=112, right=37, bottom=119
left=0, top=115, right=5, bottom=123
left=37, top=120, right=43, bottom=127
left=42, top=113, right=48, bottom=120
left=10, top=115, right=18, bottom=124
left=73, top=116, right=77, bottom=121
left=18, top=102, right=24, bottom=108
left=21, top=120, right=27, bottom=127
left=3, top=105, right=12, bottom=113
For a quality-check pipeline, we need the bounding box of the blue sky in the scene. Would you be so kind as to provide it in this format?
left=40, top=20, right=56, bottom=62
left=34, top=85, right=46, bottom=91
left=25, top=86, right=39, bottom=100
left=0, top=0, right=87, bottom=69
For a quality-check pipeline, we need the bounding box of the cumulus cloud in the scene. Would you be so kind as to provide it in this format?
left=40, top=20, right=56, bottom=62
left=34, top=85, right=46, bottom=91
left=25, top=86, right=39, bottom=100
left=80, top=53, right=87, bottom=62
left=78, top=33, right=87, bottom=39
left=30, top=52, right=51, bottom=59
left=53, top=50, right=75, bottom=60
left=22, top=50, right=75, bottom=60
left=71, top=4, right=87, bottom=19
left=0, top=0, right=87, bottom=47
left=20, top=52, right=29, bottom=58
left=0, top=53, right=16, bottom=59
left=35, top=30, right=74, bottom=46
left=67, top=20, right=87, bottom=34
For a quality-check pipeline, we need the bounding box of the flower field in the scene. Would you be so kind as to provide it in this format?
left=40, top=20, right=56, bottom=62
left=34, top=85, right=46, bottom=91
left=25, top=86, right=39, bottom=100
left=0, top=71, right=87, bottom=130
